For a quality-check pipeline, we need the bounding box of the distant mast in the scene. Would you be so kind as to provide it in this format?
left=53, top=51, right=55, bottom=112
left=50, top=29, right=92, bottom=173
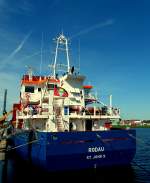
left=3, top=89, right=7, bottom=115
left=109, top=95, right=112, bottom=108
left=53, top=34, right=70, bottom=78
left=25, top=66, right=33, bottom=80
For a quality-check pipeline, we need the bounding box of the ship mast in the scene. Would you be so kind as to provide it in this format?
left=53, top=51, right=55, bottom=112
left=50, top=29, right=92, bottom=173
left=3, top=89, right=7, bottom=115
left=25, top=66, right=33, bottom=80
left=53, top=34, right=70, bottom=78
left=109, top=95, right=112, bottom=108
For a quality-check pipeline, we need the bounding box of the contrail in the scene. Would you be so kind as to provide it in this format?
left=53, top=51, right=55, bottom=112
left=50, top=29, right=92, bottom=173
left=71, top=19, right=115, bottom=39
left=3, top=31, right=32, bottom=62
left=20, top=51, right=41, bottom=62
left=20, top=50, right=50, bottom=62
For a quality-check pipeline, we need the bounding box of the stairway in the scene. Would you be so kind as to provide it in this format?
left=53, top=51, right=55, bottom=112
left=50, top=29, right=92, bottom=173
left=55, top=107, right=64, bottom=132
left=56, top=116, right=64, bottom=131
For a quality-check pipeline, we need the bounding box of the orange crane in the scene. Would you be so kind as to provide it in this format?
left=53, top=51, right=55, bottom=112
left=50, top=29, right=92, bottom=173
left=0, top=110, right=12, bottom=124
left=0, top=89, right=12, bottom=124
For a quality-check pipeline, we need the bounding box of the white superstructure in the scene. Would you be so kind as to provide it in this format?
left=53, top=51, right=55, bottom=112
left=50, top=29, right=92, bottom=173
left=13, top=34, right=120, bottom=132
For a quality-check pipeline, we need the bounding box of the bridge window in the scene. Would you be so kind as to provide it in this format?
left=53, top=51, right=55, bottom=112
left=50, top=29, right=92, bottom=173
left=71, top=92, right=80, bottom=97
left=47, top=84, right=55, bottom=90
left=25, top=86, right=34, bottom=93
left=38, top=88, right=41, bottom=92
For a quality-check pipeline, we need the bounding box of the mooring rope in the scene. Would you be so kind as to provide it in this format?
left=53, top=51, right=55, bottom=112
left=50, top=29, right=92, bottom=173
left=0, top=127, right=150, bottom=176
left=128, top=133, right=150, bottom=146
left=0, top=139, right=38, bottom=152
left=8, top=139, right=38, bottom=151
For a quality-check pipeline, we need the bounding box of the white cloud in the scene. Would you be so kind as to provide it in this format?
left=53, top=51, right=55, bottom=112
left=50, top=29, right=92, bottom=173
left=0, top=0, right=5, bottom=6
left=0, top=30, right=36, bottom=77
left=0, top=0, right=34, bottom=25
left=18, top=0, right=34, bottom=13
left=0, top=0, right=33, bottom=15
left=1, top=31, right=32, bottom=65
left=71, top=19, right=115, bottom=39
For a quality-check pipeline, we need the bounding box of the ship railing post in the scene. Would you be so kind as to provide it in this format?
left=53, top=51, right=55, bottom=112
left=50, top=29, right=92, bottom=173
left=94, top=106, right=96, bottom=116
left=83, top=111, right=85, bottom=116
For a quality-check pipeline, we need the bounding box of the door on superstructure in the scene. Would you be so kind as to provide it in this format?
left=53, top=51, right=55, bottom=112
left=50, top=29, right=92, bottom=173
left=85, top=120, right=93, bottom=131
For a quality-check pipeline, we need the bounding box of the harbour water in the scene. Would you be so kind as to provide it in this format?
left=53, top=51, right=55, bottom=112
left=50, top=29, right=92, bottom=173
left=0, top=128, right=150, bottom=183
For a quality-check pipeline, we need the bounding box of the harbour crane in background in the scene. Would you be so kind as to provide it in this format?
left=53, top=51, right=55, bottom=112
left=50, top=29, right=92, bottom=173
left=0, top=89, right=12, bottom=124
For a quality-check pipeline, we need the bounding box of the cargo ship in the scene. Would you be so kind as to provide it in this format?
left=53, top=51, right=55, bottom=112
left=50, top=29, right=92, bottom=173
left=11, top=33, right=136, bottom=171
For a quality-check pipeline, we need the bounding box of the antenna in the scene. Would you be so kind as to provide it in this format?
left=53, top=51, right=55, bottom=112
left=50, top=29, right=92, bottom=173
left=3, top=89, right=7, bottom=115
left=40, top=32, right=44, bottom=75
left=25, top=65, right=34, bottom=80
left=109, top=95, right=112, bottom=108
left=61, top=28, right=64, bottom=35
left=78, top=39, right=80, bottom=72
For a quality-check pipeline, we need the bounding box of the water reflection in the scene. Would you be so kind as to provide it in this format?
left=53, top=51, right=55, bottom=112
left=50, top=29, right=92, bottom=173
left=1, top=128, right=150, bottom=183
left=0, top=157, right=136, bottom=183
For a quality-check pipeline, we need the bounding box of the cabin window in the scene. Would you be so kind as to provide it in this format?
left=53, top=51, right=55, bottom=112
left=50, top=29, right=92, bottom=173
left=47, top=83, right=55, bottom=90
left=85, top=120, right=93, bottom=131
left=38, top=88, right=41, bottom=92
left=71, top=92, right=80, bottom=97
left=64, top=106, right=69, bottom=115
left=25, top=86, right=34, bottom=93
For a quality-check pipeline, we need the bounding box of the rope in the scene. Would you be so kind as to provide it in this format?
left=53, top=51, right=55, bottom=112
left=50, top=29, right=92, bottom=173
left=8, top=139, right=38, bottom=151
left=0, top=139, right=38, bottom=153
left=96, top=131, right=150, bottom=175
left=128, top=133, right=150, bottom=147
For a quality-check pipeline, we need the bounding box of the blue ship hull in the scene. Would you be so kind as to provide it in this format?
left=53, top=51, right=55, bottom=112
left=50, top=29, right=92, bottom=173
left=11, top=129, right=136, bottom=171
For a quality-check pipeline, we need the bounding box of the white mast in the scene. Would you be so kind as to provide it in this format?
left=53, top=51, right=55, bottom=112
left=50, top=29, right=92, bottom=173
left=53, top=37, right=59, bottom=77
left=109, top=94, right=112, bottom=108
left=25, top=66, right=33, bottom=80
left=53, top=34, right=70, bottom=78
left=40, top=32, right=44, bottom=75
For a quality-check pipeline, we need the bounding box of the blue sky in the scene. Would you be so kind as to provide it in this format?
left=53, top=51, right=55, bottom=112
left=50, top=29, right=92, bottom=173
left=0, top=0, right=148, bottom=119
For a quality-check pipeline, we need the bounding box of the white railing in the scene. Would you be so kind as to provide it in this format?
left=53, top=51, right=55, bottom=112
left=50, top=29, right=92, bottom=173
left=17, top=107, right=49, bottom=119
